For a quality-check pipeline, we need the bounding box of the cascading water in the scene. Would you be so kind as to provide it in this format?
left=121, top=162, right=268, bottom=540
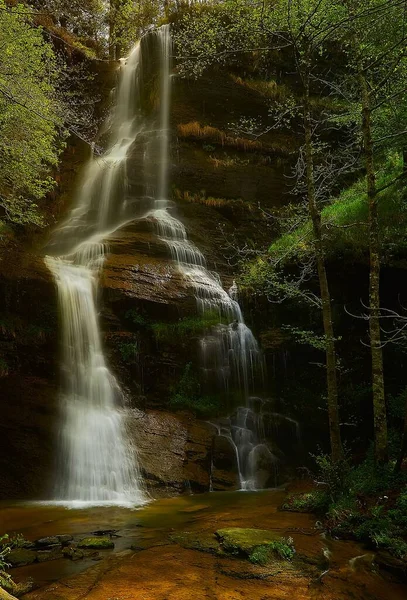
left=45, top=41, right=151, bottom=506
left=143, top=29, right=278, bottom=491
left=47, top=24, right=290, bottom=501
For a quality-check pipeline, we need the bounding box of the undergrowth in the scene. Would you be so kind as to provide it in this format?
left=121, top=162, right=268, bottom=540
left=169, top=362, right=222, bottom=417
left=249, top=537, right=295, bottom=565
left=284, top=449, right=407, bottom=561
left=152, top=313, right=224, bottom=342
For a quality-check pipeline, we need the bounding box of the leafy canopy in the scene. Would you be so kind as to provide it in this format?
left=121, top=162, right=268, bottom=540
left=0, top=0, right=63, bottom=225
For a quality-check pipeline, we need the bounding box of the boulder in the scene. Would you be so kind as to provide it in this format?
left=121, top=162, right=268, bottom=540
left=7, top=549, right=37, bottom=567
left=62, top=547, right=85, bottom=561
left=57, top=534, right=73, bottom=546
left=35, top=536, right=61, bottom=548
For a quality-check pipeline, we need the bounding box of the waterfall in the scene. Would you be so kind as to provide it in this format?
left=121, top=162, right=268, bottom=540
left=46, top=24, right=280, bottom=501
left=45, top=42, right=150, bottom=506
left=144, top=29, right=273, bottom=491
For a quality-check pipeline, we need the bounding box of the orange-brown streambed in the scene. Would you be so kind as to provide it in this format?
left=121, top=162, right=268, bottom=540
left=2, top=490, right=406, bottom=599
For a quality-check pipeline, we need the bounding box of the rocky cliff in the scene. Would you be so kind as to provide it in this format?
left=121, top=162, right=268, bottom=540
left=0, top=61, right=289, bottom=499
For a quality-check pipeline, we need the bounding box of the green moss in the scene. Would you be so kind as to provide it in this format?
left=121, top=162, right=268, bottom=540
left=77, top=537, right=114, bottom=549
left=241, top=152, right=407, bottom=294
left=216, top=528, right=279, bottom=555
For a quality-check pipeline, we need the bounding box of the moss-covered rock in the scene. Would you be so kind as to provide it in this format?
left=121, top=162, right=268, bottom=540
left=215, top=528, right=279, bottom=556
left=36, top=548, right=64, bottom=562
left=62, top=547, right=85, bottom=561
left=35, top=536, right=61, bottom=548
left=77, top=537, right=114, bottom=549
left=6, top=548, right=37, bottom=567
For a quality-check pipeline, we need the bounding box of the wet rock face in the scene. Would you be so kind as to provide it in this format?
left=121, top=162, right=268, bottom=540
left=0, top=250, right=59, bottom=500
left=0, top=58, right=288, bottom=500
left=129, top=409, right=238, bottom=494
left=102, top=222, right=192, bottom=310
left=211, top=435, right=240, bottom=491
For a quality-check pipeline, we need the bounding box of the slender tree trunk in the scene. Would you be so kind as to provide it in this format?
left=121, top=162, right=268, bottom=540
left=109, top=0, right=122, bottom=60
left=303, top=67, right=343, bottom=463
left=109, top=0, right=116, bottom=61
left=358, top=64, right=388, bottom=465
left=395, top=392, right=407, bottom=473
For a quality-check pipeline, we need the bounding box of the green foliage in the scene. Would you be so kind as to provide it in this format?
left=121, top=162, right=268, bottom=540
left=0, top=533, right=14, bottom=592
left=248, top=537, right=295, bottom=565
left=312, top=451, right=349, bottom=499
left=125, top=309, right=148, bottom=327
left=169, top=362, right=222, bottom=418
left=118, top=341, right=139, bottom=364
left=0, top=1, right=64, bottom=225
left=281, top=325, right=336, bottom=352
left=346, top=452, right=406, bottom=496
left=322, top=454, right=407, bottom=559
left=282, top=490, right=330, bottom=513
left=271, top=152, right=405, bottom=264
left=241, top=152, right=407, bottom=304
left=109, top=0, right=163, bottom=57
left=0, top=535, right=10, bottom=572
left=152, top=313, right=223, bottom=342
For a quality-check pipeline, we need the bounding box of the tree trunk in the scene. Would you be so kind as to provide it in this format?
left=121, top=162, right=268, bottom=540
left=303, top=67, right=344, bottom=463
left=395, top=392, right=407, bottom=473
left=358, top=64, right=388, bottom=465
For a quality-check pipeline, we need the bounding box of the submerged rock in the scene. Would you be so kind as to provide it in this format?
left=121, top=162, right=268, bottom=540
left=36, top=548, right=64, bottom=562
left=62, top=547, right=85, bottom=561
left=169, top=531, right=221, bottom=554
left=77, top=537, right=114, bottom=549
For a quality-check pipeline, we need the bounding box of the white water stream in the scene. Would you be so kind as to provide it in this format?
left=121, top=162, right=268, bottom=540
left=45, top=41, right=148, bottom=506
